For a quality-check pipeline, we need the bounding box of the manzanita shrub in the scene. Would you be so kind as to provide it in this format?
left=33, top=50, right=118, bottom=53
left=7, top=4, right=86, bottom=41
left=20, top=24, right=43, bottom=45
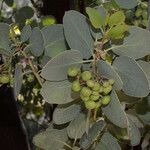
left=0, top=0, right=150, bottom=149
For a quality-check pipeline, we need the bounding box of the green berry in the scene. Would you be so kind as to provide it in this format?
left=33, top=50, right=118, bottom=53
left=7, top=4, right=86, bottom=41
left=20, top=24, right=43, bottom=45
left=103, top=85, right=112, bottom=95
left=101, top=96, right=111, bottom=105
left=27, top=74, right=34, bottom=82
left=80, top=94, right=89, bottom=101
left=71, top=80, right=81, bottom=92
left=95, top=102, right=102, bottom=109
left=81, top=71, right=92, bottom=81
left=135, top=9, right=142, bottom=18
left=86, top=80, right=95, bottom=88
left=1, top=75, right=10, bottom=84
left=103, top=81, right=110, bottom=87
left=90, top=94, right=100, bottom=101
left=99, top=86, right=104, bottom=93
left=108, top=79, right=115, bottom=85
left=92, top=82, right=100, bottom=91
left=85, top=101, right=96, bottom=109
left=92, top=91, right=99, bottom=96
left=80, top=87, right=92, bottom=97
left=67, top=66, right=79, bottom=77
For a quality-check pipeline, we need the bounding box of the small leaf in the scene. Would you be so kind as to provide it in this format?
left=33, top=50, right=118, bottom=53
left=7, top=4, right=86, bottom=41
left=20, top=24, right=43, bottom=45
left=79, top=120, right=105, bottom=149
left=67, top=113, right=86, bottom=139
left=97, top=60, right=123, bottom=90
left=33, top=127, right=68, bottom=150
left=21, top=25, right=32, bottom=42
left=41, top=50, right=83, bottom=81
left=53, top=103, right=81, bottom=124
left=86, top=7, right=103, bottom=29
left=41, top=80, right=79, bottom=104
left=95, top=132, right=121, bottom=150
left=13, top=64, right=23, bottom=100
left=113, top=56, right=150, bottom=97
left=29, top=27, right=44, bottom=57
left=102, top=90, right=128, bottom=128
left=63, top=10, right=94, bottom=59
left=114, top=0, right=139, bottom=9
left=112, top=26, right=150, bottom=59
left=108, top=11, right=125, bottom=27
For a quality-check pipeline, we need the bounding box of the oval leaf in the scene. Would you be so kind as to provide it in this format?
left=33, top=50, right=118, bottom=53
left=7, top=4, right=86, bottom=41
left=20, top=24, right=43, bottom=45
left=21, top=25, right=32, bottom=42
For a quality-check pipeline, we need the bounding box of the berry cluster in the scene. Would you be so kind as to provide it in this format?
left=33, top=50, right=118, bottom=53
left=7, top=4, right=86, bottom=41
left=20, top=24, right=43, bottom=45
left=0, top=74, right=10, bottom=84
left=67, top=66, right=115, bottom=110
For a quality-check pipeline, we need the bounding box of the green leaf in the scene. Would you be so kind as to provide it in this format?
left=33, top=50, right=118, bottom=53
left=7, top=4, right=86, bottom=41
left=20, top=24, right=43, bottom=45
left=41, top=50, right=83, bottom=81
left=108, top=11, right=125, bottom=27
left=29, top=27, right=44, bottom=57
left=33, top=127, right=68, bottom=150
left=21, top=25, right=32, bottom=42
left=41, top=24, right=67, bottom=57
left=79, top=120, right=105, bottom=149
left=63, top=10, right=94, bottom=59
left=112, top=26, right=150, bottom=59
left=67, top=113, right=86, bottom=139
left=97, top=60, right=123, bottom=90
left=114, top=0, right=139, bottom=9
left=13, top=64, right=23, bottom=100
left=0, top=23, right=11, bottom=54
left=53, top=103, right=81, bottom=124
left=113, top=56, right=150, bottom=97
left=4, top=0, right=14, bottom=7
left=108, top=24, right=129, bottom=39
left=41, top=80, right=79, bottom=104
left=95, top=132, right=121, bottom=150
left=86, top=7, right=103, bottom=29
left=95, top=6, right=107, bottom=23
left=102, top=90, right=128, bottom=128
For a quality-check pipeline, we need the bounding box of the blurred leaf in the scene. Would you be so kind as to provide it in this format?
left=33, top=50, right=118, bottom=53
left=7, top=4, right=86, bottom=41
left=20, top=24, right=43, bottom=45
left=141, top=132, right=150, bottom=150
left=95, top=6, right=107, bottom=23
left=97, top=60, right=123, bottom=90
left=67, top=113, right=86, bottom=139
left=13, top=64, right=23, bottom=100
left=41, top=50, right=83, bottom=81
left=29, top=27, right=44, bottom=57
left=4, top=0, right=14, bottom=7
left=112, top=27, right=150, bottom=59
left=95, top=132, right=121, bottom=150
left=102, top=90, right=128, bottom=128
left=79, top=120, right=105, bottom=149
left=113, top=56, right=150, bottom=97
left=21, top=25, right=32, bottom=42
left=41, top=16, right=56, bottom=26
left=86, top=7, right=103, bottom=29
left=53, top=103, right=81, bottom=124
left=33, top=127, right=68, bottom=150
left=41, top=80, right=79, bottom=104
left=63, top=10, right=94, bottom=59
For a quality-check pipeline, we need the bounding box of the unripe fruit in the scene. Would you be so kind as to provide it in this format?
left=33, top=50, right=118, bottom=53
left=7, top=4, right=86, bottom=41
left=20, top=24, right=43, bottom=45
left=86, top=80, right=95, bottom=88
left=85, top=101, right=96, bottom=109
left=81, top=71, right=92, bottom=81
left=1, top=75, right=10, bottom=84
left=99, top=86, right=103, bottom=93
left=103, top=81, right=110, bottom=87
left=90, top=94, right=100, bottom=101
left=103, top=85, right=112, bottom=95
left=95, top=102, right=102, bottom=109
left=80, top=94, right=89, bottom=101
left=71, top=80, right=81, bottom=92
left=92, top=82, right=100, bottom=91
left=135, top=9, right=142, bottom=17
left=67, top=66, right=79, bottom=77
left=27, top=74, right=34, bottom=82
left=92, top=91, right=99, bottom=96
left=80, top=87, right=92, bottom=97
left=101, top=96, right=111, bottom=105
left=108, top=79, right=115, bottom=85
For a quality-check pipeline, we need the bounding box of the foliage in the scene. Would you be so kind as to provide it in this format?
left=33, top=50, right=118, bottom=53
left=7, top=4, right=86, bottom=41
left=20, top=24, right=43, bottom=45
left=0, top=0, right=150, bottom=150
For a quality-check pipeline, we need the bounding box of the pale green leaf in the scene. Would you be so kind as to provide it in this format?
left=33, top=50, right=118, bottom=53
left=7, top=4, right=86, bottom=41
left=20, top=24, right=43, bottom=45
left=21, top=25, right=32, bottom=42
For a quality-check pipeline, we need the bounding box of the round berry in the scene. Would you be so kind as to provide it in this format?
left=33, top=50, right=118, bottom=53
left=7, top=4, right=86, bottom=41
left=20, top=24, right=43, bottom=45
left=92, top=91, right=99, bottom=96
left=99, top=86, right=104, bottom=93
left=103, top=81, right=110, bottom=87
left=101, top=96, right=111, bottom=105
left=86, top=80, right=95, bottom=88
left=90, top=94, right=100, bottom=101
left=1, top=75, right=10, bottom=84
left=85, top=101, right=96, bottom=109
left=108, top=79, right=115, bottom=85
left=92, top=82, right=100, bottom=91
left=95, top=102, right=102, bottom=109
left=71, top=80, right=81, bottom=92
left=81, top=71, right=92, bottom=81
left=67, top=66, right=79, bottom=77
left=27, top=74, right=34, bottom=82
left=80, top=87, right=92, bottom=97
left=80, top=94, right=89, bottom=101
left=103, top=85, right=112, bottom=95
